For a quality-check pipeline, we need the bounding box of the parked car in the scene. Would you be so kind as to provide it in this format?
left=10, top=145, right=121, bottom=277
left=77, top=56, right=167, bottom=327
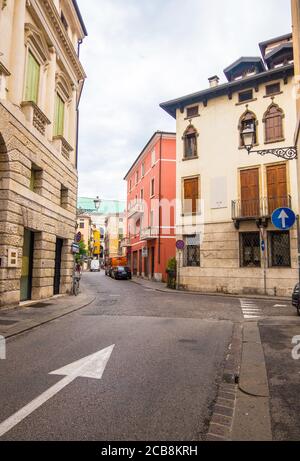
left=111, top=266, right=132, bottom=280
left=292, top=283, right=300, bottom=316
left=90, top=259, right=100, bottom=272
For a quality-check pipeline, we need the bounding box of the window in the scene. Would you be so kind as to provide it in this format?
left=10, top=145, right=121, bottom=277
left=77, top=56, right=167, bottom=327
left=29, top=164, right=42, bottom=193
left=266, top=82, right=280, bottom=96
left=25, top=51, right=40, bottom=104
left=79, top=222, right=85, bottom=229
left=60, top=185, right=69, bottom=209
left=263, top=104, right=284, bottom=142
left=186, top=106, right=199, bottom=118
left=150, top=210, right=154, bottom=227
left=238, top=89, right=253, bottom=103
left=141, top=162, right=145, bottom=177
left=183, top=235, right=200, bottom=267
left=129, top=180, right=132, bottom=192
left=151, top=178, right=155, bottom=197
left=140, top=189, right=144, bottom=201
left=151, top=150, right=156, bottom=166
left=54, top=93, right=65, bottom=137
left=136, top=171, right=139, bottom=184
left=183, top=177, right=199, bottom=214
left=240, top=232, right=261, bottom=267
left=268, top=231, right=291, bottom=267
left=239, top=111, right=257, bottom=147
left=183, top=126, right=198, bottom=159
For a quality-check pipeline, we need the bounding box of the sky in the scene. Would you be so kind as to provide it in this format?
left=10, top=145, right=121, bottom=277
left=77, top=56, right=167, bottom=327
left=76, top=0, right=291, bottom=202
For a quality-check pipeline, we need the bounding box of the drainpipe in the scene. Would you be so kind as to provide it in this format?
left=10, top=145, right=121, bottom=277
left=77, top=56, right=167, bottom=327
left=158, top=132, right=162, bottom=266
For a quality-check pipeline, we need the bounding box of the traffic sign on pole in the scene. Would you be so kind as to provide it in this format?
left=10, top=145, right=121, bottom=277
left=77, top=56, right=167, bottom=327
left=176, top=240, right=185, bottom=251
left=271, top=207, right=296, bottom=231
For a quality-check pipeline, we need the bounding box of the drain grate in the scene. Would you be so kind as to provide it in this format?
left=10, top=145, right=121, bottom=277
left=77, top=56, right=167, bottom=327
left=0, top=319, right=19, bottom=326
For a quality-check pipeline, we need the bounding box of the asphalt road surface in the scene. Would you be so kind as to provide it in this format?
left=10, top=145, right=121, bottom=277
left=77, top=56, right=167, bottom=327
left=0, top=272, right=297, bottom=441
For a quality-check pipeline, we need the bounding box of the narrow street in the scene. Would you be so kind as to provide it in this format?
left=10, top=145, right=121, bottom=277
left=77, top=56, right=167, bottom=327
left=0, top=272, right=299, bottom=441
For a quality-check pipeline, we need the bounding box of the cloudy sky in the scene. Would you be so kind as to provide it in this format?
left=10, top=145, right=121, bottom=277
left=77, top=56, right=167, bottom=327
left=76, top=0, right=291, bottom=202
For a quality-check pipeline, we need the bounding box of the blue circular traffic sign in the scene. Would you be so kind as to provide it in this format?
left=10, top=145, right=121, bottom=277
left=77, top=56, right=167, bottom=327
left=271, top=207, right=296, bottom=231
left=176, top=240, right=185, bottom=250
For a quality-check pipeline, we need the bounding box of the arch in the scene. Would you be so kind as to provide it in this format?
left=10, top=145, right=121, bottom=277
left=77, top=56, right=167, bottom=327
left=0, top=132, right=7, bottom=154
left=182, top=124, right=199, bottom=159
left=263, top=103, right=284, bottom=143
left=238, top=109, right=258, bottom=147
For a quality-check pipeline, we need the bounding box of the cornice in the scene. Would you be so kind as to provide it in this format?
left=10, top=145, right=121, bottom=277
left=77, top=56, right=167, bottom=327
left=38, top=0, right=86, bottom=81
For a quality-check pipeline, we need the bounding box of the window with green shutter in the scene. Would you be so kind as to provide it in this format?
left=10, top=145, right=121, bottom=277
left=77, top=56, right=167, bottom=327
left=25, top=52, right=40, bottom=103
left=54, top=93, right=65, bottom=137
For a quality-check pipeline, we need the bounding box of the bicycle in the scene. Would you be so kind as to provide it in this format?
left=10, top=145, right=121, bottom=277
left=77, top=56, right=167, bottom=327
left=72, top=273, right=81, bottom=296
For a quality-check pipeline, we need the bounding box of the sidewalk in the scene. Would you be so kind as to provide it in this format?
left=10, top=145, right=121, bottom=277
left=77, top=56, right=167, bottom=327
left=131, top=276, right=290, bottom=302
left=0, top=290, right=96, bottom=339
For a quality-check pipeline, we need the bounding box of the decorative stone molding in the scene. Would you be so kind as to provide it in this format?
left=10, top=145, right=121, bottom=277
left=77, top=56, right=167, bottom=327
left=0, top=61, right=10, bottom=100
left=21, top=101, right=51, bottom=136
left=39, top=0, right=86, bottom=81
left=25, top=23, right=51, bottom=64
left=53, top=135, right=73, bottom=160
left=55, top=72, right=72, bottom=103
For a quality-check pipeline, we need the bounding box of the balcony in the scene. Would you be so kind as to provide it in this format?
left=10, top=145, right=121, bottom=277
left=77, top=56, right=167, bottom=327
left=140, top=226, right=159, bottom=240
left=232, top=196, right=291, bottom=229
left=121, top=237, right=131, bottom=248
left=21, top=101, right=50, bottom=136
left=127, top=200, right=144, bottom=218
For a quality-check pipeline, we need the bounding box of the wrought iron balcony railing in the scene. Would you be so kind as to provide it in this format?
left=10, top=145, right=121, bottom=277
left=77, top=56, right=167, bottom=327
left=232, top=195, right=291, bottom=220
left=140, top=226, right=159, bottom=240
left=127, top=200, right=144, bottom=218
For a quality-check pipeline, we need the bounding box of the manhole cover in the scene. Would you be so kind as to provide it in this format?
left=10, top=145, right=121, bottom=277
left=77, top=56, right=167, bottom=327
left=0, top=319, right=19, bottom=326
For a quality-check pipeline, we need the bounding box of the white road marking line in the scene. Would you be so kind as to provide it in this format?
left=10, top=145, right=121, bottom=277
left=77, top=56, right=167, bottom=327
left=0, top=345, right=115, bottom=438
left=244, top=315, right=260, bottom=319
left=273, top=304, right=287, bottom=308
left=240, top=299, right=263, bottom=320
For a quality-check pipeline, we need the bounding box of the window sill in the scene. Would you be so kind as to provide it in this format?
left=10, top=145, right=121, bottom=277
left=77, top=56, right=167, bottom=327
left=263, top=91, right=283, bottom=98
left=263, top=138, right=285, bottom=145
left=184, top=114, right=200, bottom=120
left=235, top=98, right=257, bottom=106
left=181, top=212, right=201, bottom=217
left=182, top=156, right=199, bottom=162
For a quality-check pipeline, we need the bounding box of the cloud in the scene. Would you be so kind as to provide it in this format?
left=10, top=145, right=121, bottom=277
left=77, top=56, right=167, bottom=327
left=77, top=0, right=291, bottom=200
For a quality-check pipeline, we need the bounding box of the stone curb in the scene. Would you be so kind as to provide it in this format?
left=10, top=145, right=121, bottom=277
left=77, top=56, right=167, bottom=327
left=1, top=296, right=96, bottom=340
left=130, top=279, right=290, bottom=302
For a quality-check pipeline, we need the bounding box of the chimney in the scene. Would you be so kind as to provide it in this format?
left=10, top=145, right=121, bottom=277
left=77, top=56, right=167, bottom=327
left=208, top=75, right=220, bottom=88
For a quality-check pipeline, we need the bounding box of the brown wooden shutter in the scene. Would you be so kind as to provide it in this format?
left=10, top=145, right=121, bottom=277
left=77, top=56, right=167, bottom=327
left=240, top=169, right=259, bottom=217
left=267, top=164, right=287, bottom=213
left=265, top=107, right=283, bottom=142
left=184, top=177, right=199, bottom=213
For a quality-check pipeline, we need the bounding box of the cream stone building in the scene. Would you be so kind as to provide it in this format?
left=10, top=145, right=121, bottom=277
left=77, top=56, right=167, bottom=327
left=0, top=0, right=87, bottom=308
left=161, top=34, right=298, bottom=297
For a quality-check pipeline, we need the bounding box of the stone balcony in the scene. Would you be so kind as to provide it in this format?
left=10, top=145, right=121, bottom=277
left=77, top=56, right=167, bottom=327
left=21, top=101, right=51, bottom=136
left=53, top=135, right=74, bottom=160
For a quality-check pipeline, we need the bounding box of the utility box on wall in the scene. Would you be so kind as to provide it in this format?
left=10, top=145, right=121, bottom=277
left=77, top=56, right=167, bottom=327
left=7, top=248, right=18, bottom=268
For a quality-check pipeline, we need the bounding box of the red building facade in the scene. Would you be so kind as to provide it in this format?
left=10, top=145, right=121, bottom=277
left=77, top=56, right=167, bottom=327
left=123, top=132, right=176, bottom=282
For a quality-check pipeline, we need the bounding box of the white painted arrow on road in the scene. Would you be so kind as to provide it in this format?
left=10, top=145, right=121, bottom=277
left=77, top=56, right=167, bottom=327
left=0, top=345, right=115, bottom=438
left=278, top=210, right=289, bottom=229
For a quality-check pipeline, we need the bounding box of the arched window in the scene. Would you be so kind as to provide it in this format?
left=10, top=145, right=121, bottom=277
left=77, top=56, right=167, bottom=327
left=239, top=110, right=257, bottom=147
left=183, top=125, right=198, bottom=159
left=263, top=104, right=284, bottom=143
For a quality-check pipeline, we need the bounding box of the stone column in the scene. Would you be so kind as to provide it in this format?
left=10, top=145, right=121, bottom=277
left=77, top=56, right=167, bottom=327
left=8, top=0, right=26, bottom=106
left=45, top=47, right=57, bottom=142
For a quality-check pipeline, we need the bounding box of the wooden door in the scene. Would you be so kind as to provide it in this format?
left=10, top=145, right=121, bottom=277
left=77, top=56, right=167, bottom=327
left=184, top=177, right=199, bottom=214
left=240, top=169, right=259, bottom=217
left=267, top=164, right=287, bottom=214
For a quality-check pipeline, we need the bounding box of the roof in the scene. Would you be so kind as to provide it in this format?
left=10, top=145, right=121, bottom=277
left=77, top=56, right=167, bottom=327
left=160, top=63, right=293, bottom=119
left=123, top=131, right=176, bottom=180
left=259, top=33, right=292, bottom=57
left=77, top=198, right=125, bottom=214
left=264, top=42, right=293, bottom=61
left=72, top=0, right=88, bottom=37
left=224, top=57, right=266, bottom=81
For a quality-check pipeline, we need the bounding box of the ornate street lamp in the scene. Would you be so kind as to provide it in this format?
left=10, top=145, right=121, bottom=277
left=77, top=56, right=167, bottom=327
left=94, top=196, right=101, bottom=211
left=241, top=125, right=298, bottom=160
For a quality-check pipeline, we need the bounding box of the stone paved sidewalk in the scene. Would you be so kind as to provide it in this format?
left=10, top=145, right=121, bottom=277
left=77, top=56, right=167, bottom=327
left=0, top=290, right=96, bottom=339
left=131, top=276, right=290, bottom=302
